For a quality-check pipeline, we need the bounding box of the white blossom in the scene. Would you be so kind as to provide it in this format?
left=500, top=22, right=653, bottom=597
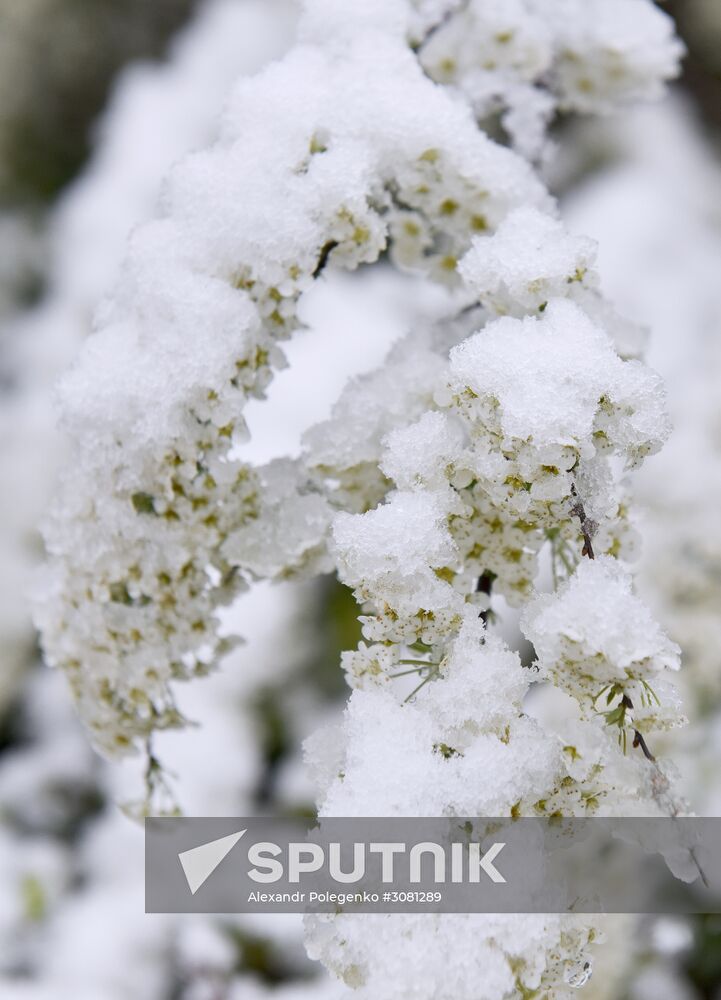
left=523, top=557, right=683, bottom=741
left=412, top=0, right=683, bottom=159
left=305, top=911, right=599, bottom=999
left=29, top=1, right=691, bottom=995
left=36, top=0, right=548, bottom=754
left=458, top=206, right=598, bottom=316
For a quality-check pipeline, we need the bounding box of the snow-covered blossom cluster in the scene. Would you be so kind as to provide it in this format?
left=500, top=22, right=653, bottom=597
left=3, top=0, right=293, bottom=740
left=37, top=0, right=552, bottom=756
left=306, top=911, right=600, bottom=1000
left=33, top=0, right=689, bottom=996
left=568, top=99, right=721, bottom=821
left=308, top=197, right=683, bottom=841
left=409, top=0, right=683, bottom=160
left=524, top=558, right=683, bottom=740
left=302, top=219, right=680, bottom=1000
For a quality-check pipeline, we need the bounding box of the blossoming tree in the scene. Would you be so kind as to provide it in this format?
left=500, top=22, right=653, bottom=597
left=35, top=0, right=686, bottom=995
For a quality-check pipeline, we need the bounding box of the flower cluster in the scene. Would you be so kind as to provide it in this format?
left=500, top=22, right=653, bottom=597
left=303, top=329, right=451, bottom=513
left=524, top=558, right=684, bottom=741
left=36, top=0, right=548, bottom=755
left=35, top=0, right=687, bottom=995
left=305, top=911, right=599, bottom=1000
left=410, top=0, right=683, bottom=160
left=457, top=206, right=598, bottom=316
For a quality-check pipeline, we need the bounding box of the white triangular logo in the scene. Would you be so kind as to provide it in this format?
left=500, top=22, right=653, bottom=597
left=178, top=829, right=246, bottom=894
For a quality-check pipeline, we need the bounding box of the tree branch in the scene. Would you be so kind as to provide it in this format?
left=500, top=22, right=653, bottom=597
left=570, top=483, right=597, bottom=560
left=312, top=240, right=339, bottom=279
left=411, top=0, right=471, bottom=54
left=476, top=569, right=495, bottom=627
left=621, top=693, right=657, bottom=763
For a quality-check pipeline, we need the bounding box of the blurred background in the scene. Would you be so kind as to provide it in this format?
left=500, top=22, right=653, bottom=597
left=1, top=0, right=721, bottom=997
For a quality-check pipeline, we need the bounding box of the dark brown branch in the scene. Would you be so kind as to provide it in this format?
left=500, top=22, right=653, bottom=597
left=632, top=730, right=656, bottom=762
left=476, top=570, right=495, bottom=627
left=569, top=483, right=597, bottom=560
left=411, top=0, right=470, bottom=54
left=621, top=694, right=657, bottom=763
left=312, top=240, right=339, bottom=279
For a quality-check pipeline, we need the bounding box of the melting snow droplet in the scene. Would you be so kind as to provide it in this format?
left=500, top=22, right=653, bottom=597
left=564, top=958, right=593, bottom=989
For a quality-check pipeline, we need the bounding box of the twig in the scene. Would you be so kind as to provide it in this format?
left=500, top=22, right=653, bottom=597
left=690, top=848, right=710, bottom=889
left=632, top=729, right=656, bottom=762
left=312, top=240, right=339, bottom=278
left=621, top=693, right=657, bottom=763
left=569, top=483, right=597, bottom=560
left=476, top=570, right=494, bottom=626
left=411, top=0, right=470, bottom=54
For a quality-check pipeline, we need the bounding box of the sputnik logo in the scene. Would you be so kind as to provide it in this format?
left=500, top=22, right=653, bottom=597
left=178, top=829, right=246, bottom=894
left=177, top=829, right=507, bottom=893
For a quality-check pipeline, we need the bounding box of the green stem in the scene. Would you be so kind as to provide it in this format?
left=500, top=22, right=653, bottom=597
left=403, top=667, right=439, bottom=704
